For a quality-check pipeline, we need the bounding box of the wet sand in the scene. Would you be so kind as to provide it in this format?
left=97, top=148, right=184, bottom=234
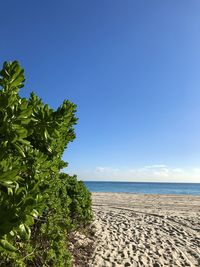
left=89, top=193, right=200, bottom=267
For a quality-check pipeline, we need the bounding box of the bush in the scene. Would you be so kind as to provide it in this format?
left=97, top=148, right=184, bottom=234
left=0, top=61, right=92, bottom=267
left=64, top=174, right=93, bottom=227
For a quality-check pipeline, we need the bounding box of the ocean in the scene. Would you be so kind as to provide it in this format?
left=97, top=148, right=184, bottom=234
left=84, top=181, right=200, bottom=195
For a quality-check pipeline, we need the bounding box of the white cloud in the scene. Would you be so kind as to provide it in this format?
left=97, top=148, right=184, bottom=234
left=172, top=168, right=184, bottom=174
left=144, top=164, right=167, bottom=169
left=96, top=167, right=106, bottom=173
left=153, top=168, right=169, bottom=177
left=96, top=167, right=119, bottom=173
left=67, top=164, right=200, bottom=183
left=193, top=168, right=200, bottom=174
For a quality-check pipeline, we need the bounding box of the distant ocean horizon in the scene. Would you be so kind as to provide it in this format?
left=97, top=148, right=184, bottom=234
left=84, top=181, right=200, bottom=195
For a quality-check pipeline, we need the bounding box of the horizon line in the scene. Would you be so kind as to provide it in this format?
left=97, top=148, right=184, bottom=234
left=82, top=180, right=200, bottom=184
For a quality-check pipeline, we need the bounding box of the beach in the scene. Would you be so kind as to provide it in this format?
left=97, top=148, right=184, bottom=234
left=89, top=193, right=200, bottom=267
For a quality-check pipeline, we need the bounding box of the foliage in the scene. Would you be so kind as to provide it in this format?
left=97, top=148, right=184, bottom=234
left=0, top=61, right=92, bottom=266
left=65, top=175, right=92, bottom=227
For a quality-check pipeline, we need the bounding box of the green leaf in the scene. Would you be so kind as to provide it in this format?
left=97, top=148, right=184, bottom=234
left=13, top=143, right=25, bottom=157
left=0, top=169, right=19, bottom=182
left=0, top=61, right=25, bottom=90
left=7, top=188, right=13, bottom=195
left=0, top=239, right=17, bottom=252
left=19, top=224, right=31, bottom=240
left=31, top=209, right=39, bottom=218
left=25, top=215, right=34, bottom=225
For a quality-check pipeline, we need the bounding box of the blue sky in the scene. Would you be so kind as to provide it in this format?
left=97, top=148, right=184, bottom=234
left=1, top=0, right=200, bottom=182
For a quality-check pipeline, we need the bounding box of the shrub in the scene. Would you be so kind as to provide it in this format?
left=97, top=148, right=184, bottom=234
left=0, top=61, right=92, bottom=267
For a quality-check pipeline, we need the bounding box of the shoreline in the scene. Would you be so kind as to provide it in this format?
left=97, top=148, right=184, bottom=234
left=91, top=191, right=200, bottom=196
left=89, top=192, right=200, bottom=267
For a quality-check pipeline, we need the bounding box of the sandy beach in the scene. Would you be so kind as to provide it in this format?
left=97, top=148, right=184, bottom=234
left=89, top=193, right=200, bottom=267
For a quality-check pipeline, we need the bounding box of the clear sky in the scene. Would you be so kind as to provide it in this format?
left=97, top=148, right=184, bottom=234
left=1, top=0, right=200, bottom=182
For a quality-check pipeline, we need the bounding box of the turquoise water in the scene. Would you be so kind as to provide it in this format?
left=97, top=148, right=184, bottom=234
left=84, top=181, right=200, bottom=195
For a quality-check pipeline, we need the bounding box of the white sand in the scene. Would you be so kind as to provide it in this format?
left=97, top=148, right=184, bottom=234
left=89, top=193, right=200, bottom=267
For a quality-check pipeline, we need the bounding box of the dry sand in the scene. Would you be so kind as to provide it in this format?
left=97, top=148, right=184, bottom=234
left=88, top=193, right=200, bottom=267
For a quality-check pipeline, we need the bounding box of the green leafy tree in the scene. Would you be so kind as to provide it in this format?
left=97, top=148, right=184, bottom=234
left=0, top=61, right=92, bottom=267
